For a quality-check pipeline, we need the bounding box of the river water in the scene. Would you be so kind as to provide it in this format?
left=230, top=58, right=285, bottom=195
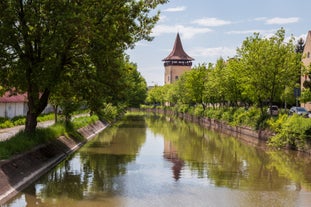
left=4, top=113, right=311, bottom=207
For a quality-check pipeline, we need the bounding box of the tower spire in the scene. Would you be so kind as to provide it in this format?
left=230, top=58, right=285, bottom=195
left=162, top=33, right=194, bottom=62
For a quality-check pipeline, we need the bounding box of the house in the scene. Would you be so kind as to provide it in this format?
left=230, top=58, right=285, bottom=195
left=0, top=91, right=54, bottom=119
left=0, top=91, right=28, bottom=119
left=301, top=30, right=311, bottom=110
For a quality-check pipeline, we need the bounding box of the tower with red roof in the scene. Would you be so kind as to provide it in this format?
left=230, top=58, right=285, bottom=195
left=162, top=33, right=194, bottom=84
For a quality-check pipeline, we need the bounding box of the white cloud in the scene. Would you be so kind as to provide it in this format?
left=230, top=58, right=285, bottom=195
left=227, top=29, right=276, bottom=36
left=265, top=17, right=299, bottom=25
left=192, top=17, right=231, bottom=27
left=190, top=47, right=236, bottom=60
left=152, top=24, right=212, bottom=39
left=164, top=6, right=186, bottom=12
left=254, top=17, right=267, bottom=21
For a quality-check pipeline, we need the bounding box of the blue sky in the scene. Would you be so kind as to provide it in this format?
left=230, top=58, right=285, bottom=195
left=127, top=0, right=311, bottom=86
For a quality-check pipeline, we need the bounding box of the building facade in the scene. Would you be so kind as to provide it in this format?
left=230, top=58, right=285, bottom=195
left=162, top=33, right=194, bottom=84
left=301, top=31, right=311, bottom=110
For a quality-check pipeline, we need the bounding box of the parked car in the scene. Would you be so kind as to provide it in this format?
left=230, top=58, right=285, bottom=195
left=267, top=105, right=279, bottom=116
left=289, top=106, right=311, bottom=117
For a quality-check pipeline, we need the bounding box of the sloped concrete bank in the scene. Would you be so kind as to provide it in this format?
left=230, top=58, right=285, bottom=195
left=137, top=108, right=273, bottom=147
left=0, top=121, right=108, bottom=205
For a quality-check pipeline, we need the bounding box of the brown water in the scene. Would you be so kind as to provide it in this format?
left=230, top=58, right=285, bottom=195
left=4, top=114, right=311, bottom=207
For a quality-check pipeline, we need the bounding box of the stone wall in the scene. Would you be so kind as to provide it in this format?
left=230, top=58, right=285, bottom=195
left=138, top=108, right=272, bottom=147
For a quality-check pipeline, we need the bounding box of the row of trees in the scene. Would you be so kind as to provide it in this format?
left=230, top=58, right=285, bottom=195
left=146, top=28, right=305, bottom=114
left=0, top=0, right=168, bottom=133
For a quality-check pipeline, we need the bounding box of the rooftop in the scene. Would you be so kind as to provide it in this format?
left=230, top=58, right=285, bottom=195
left=162, top=33, right=194, bottom=61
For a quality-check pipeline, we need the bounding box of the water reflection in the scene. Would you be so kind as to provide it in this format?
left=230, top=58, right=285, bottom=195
left=4, top=114, right=311, bottom=207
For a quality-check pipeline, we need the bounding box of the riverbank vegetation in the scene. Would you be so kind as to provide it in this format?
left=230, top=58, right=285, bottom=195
left=145, top=28, right=311, bottom=151
left=0, top=114, right=99, bottom=159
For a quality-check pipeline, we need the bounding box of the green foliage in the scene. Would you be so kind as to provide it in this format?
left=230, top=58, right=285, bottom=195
left=0, top=120, right=14, bottom=129
left=0, top=115, right=99, bottom=159
left=0, top=113, right=55, bottom=129
left=300, top=88, right=311, bottom=104
left=236, top=28, right=301, bottom=107
left=0, top=0, right=167, bottom=133
left=145, top=85, right=167, bottom=106
left=122, top=62, right=148, bottom=108
left=98, top=103, right=123, bottom=123
left=71, top=115, right=99, bottom=130
left=204, top=108, right=223, bottom=120
left=193, top=105, right=205, bottom=116
left=11, top=116, right=26, bottom=126
left=268, top=115, right=311, bottom=149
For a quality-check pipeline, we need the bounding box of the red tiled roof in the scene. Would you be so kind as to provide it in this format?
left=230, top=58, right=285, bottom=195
left=0, top=91, right=28, bottom=103
left=162, top=33, right=194, bottom=61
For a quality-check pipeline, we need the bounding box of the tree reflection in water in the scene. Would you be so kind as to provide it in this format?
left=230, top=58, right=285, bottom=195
left=5, top=114, right=311, bottom=207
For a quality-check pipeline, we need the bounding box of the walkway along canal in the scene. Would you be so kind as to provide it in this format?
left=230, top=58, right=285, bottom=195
left=3, top=113, right=311, bottom=207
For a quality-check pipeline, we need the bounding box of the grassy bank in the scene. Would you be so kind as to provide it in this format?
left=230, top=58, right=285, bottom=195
left=0, top=115, right=99, bottom=160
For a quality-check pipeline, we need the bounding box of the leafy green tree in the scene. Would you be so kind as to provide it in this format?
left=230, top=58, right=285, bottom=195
left=122, top=61, right=147, bottom=108
left=236, top=28, right=301, bottom=112
left=0, top=0, right=167, bottom=133
left=184, top=64, right=208, bottom=109
left=222, top=58, right=248, bottom=106
left=146, top=85, right=166, bottom=106
left=203, top=60, right=225, bottom=108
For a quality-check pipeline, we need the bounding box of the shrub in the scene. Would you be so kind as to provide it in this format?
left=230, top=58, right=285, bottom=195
left=193, top=105, right=204, bottom=116
left=268, top=115, right=311, bottom=149
left=0, top=120, right=14, bottom=129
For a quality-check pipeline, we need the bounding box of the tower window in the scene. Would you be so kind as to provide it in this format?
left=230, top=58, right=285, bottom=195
left=175, top=76, right=179, bottom=80
left=308, top=52, right=310, bottom=58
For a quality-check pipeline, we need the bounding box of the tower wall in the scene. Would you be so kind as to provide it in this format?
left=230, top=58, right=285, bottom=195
left=164, top=65, right=191, bottom=84
left=301, top=31, right=311, bottom=110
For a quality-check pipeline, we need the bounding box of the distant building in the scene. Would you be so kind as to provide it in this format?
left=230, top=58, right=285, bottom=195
left=162, top=33, right=194, bottom=84
left=301, top=31, right=311, bottom=110
left=0, top=90, right=54, bottom=119
left=0, top=91, right=28, bottom=119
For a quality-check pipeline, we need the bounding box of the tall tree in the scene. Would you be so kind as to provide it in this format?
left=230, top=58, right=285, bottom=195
left=0, top=0, right=167, bottom=133
left=236, top=28, right=301, bottom=112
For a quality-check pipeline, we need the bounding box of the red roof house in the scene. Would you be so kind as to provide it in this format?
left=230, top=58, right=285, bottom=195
left=0, top=91, right=28, bottom=118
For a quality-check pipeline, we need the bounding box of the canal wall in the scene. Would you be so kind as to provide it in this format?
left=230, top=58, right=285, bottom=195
left=0, top=121, right=108, bottom=205
left=137, top=108, right=273, bottom=148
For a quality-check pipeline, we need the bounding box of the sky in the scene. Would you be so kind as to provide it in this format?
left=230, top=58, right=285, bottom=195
left=126, top=0, right=311, bottom=86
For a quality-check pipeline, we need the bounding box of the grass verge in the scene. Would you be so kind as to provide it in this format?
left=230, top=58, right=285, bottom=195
left=0, top=115, right=99, bottom=160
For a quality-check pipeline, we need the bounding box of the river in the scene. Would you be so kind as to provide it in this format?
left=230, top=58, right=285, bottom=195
left=4, top=113, right=311, bottom=207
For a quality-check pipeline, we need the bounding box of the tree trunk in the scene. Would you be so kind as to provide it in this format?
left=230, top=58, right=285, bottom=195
left=25, top=111, right=38, bottom=134
left=25, top=88, right=50, bottom=133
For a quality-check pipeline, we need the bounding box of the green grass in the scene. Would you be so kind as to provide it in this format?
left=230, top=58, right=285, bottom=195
left=0, top=113, right=55, bottom=129
left=0, top=114, right=99, bottom=160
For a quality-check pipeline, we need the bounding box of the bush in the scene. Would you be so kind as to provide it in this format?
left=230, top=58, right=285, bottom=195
left=268, top=115, right=311, bottom=149
left=0, top=113, right=55, bottom=129
left=0, top=120, right=14, bottom=129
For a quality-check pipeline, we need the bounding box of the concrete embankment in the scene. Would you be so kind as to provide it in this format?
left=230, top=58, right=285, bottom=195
left=0, top=121, right=108, bottom=204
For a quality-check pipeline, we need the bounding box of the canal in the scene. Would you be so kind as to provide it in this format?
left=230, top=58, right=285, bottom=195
left=4, top=113, right=311, bottom=207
